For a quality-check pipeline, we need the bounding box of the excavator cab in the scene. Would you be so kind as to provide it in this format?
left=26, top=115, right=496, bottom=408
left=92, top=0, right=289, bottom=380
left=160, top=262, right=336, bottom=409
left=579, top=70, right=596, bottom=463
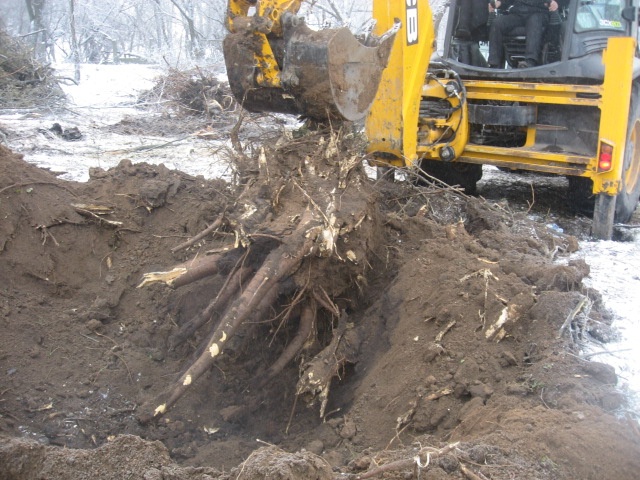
left=435, top=0, right=638, bottom=166
left=441, top=0, right=634, bottom=75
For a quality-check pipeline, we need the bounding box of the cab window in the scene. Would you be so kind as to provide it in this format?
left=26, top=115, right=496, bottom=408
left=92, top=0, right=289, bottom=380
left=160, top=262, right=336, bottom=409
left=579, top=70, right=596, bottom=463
left=575, top=0, right=626, bottom=32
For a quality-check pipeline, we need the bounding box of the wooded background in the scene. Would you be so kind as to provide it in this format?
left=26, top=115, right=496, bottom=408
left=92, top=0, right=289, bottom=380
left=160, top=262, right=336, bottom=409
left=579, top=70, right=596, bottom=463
left=0, top=0, right=372, bottom=67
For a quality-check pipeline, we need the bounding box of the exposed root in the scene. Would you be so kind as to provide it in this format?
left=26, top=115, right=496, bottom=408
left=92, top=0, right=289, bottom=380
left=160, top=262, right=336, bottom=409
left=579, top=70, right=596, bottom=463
left=170, top=214, right=226, bottom=253
left=460, top=464, right=490, bottom=480
left=558, top=294, right=591, bottom=342
left=353, top=442, right=460, bottom=479
left=138, top=209, right=316, bottom=423
left=137, top=253, right=222, bottom=288
left=312, top=286, right=340, bottom=316
left=297, top=311, right=363, bottom=418
left=257, top=301, right=315, bottom=389
left=169, top=264, right=252, bottom=350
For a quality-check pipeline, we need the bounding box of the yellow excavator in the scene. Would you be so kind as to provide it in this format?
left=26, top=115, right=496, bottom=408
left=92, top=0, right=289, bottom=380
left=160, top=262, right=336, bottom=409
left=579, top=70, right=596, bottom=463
left=223, top=0, right=640, bottom=240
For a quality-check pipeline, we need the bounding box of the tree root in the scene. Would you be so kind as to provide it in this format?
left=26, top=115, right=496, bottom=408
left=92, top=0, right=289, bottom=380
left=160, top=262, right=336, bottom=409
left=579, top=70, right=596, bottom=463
left=136, top=129, right=379, bottom=424
left=137, top=253, right=222, bottom=289
left=215, top=302, right=318, bottom=424
left=170, top=214, right=226, bottom=253
left=257, top=302, right=315, bottom=389
left=297, top=311, right=363, bottom=418
left=138, top=209, right=316, bottom=423
left=352, top=442, right=460, bottom=479
left=169, top=264, right=252, bottom=350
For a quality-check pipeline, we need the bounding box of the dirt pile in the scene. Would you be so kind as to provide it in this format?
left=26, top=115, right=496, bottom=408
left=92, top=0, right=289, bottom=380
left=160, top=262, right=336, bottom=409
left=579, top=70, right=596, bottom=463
left=1, top=133, right=640, bottom=480
left=139, top=67, right=236, bottom=117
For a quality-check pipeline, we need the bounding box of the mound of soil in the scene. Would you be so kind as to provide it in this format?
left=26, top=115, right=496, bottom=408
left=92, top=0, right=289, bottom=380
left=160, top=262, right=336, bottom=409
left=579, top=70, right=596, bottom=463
left=1, top=135, right=639, bottom=480
left=139, top=68, right=236, bottom=117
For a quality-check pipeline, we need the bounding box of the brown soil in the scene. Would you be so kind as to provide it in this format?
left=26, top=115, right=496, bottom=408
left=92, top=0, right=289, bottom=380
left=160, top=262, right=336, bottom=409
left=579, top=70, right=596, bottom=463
left=1, top=121, right=640, bottom=480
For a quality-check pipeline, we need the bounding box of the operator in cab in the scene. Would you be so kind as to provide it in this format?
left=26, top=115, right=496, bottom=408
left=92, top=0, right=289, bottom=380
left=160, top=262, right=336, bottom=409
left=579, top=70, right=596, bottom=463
left=487, top=0, right=560, bottom=68
left=455, top=0, right=491, bottom=40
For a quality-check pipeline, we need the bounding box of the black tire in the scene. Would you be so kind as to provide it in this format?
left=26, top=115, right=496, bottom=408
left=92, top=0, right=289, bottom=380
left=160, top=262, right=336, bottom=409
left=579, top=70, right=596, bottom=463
left=614, top=84, right=640, bottom=223
left=417, top=159, right=483, bottom=194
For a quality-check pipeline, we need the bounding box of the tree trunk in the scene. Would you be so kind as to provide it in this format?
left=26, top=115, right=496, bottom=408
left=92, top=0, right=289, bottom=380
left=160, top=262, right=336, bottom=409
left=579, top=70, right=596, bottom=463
left=25, top=0, right=47, bottom=61
left=168, top=0, right=203, bottom=59
left=68, top=0, right=80, bottom=82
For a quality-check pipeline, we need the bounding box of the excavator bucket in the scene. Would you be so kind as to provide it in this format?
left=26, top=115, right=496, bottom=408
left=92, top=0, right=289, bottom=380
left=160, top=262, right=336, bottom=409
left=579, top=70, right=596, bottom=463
left=224, top=17, right=396, bottom=121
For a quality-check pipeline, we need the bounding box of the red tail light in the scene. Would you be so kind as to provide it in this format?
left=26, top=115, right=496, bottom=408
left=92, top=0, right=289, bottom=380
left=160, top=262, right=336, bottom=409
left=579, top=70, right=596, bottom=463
left=598, top=142, right=613, bottom=172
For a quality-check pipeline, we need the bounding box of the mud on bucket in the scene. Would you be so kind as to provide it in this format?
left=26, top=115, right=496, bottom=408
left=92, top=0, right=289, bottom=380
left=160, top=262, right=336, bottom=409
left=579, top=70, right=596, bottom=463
left=224, top=19, right=396, bottom=121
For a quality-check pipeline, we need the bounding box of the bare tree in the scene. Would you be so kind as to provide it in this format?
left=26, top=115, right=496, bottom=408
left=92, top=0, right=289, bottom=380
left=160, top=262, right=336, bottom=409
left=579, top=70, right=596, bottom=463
left=301, top=0, right=372, bottom=32
left=25, top=0, right=48, bottom=60
left=68, top=0, right=80, bottom=80
left=1, top=0, right=373, bottom=66
left=168, top=0, right=204, bottom=59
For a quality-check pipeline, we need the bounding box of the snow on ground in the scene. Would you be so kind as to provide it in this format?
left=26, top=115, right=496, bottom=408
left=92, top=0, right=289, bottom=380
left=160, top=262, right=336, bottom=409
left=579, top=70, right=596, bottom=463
left=572, top=236, right=640, bottom=414
left=0, top=63, right=234, bottom=181
left=2, top=62, right=639, bottom=418
left=60, top=63, right=159, bottom=115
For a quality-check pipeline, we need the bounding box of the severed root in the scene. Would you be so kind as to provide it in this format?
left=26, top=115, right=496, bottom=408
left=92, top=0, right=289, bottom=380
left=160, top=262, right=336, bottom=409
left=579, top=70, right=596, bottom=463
left=137, top=253, right=223, bottom=289
left=296, top=311, right=363, bottom=417
left=72, top=204, right=123, bottom=227
left=138, top=210, right=316, bottom=423
left=460, top=464, right=489, bottom=480
left=558, top=294, right=590, bottom=339
left=354, top=442, right=460, bottom=479
left=170, top=214, right=226, bottom=253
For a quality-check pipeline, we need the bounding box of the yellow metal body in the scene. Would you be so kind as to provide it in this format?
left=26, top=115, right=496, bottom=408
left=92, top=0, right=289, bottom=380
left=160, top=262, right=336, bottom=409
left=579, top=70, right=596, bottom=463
left=365, top=1, right=636, bottom=198
left=365, top=0, right=434, bottom=167
left=417, top=77, right=470, bottom=162
left=226, top=0, right=636, bottom=199
left=595, top=37, right=636, bottom=195
left=226, top=0, right=302, bottom=88
left=454, top=37, right=636, bottom=196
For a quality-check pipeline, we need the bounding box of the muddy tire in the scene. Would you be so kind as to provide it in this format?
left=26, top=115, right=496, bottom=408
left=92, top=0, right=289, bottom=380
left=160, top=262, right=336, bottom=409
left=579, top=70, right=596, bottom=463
left=417, top=159, right=482, bottom=194
left=614, top=84, right=640, bottom=223
left=592, top=193, right=616, bottom=240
